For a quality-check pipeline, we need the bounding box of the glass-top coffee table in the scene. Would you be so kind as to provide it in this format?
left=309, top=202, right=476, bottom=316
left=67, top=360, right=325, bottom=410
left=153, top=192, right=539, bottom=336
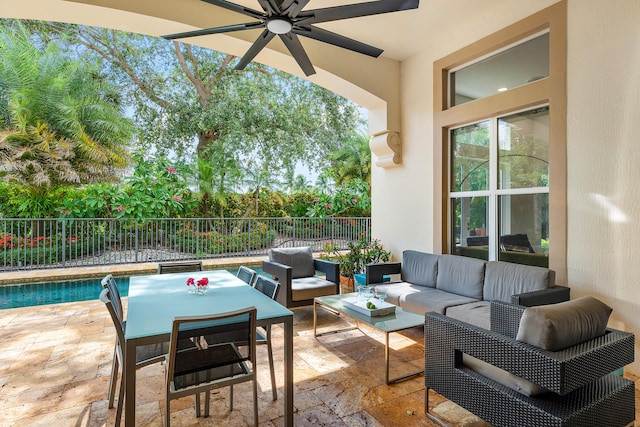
left=313, top=293, right=424, bottom=384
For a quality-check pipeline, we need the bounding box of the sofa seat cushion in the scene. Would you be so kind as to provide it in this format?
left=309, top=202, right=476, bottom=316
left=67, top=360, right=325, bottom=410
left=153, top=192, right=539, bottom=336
left=269, top=247, right=315, bottom=279
left=291, top=277, right=337, bottom=301
left=516, top=296, right=613, bottom=351
left=401, top=250, right=438, bottom=288
left=484, top=261, right=554, bottom=303
left=462, top=354, right=550, bottom=397
left=436, top=254, right=486, bottom=300
left=399, top=287, right=479, bottom=315
left=366, top=282, right=419, bottom=306
left=446, top=301, right=490, bottom=330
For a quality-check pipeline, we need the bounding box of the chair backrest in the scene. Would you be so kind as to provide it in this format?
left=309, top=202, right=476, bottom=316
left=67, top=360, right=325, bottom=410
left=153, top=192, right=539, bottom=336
left=100, top=288, right=126, bottom=356
left=237, top=265, right=257, bottom=286
left=254, top=275, right=280, bottom=301
left=101, top=274, right=124, bottom=322
left=158, top=260, right=203, bottom=274
left=166, top=307, right=257, bottom=391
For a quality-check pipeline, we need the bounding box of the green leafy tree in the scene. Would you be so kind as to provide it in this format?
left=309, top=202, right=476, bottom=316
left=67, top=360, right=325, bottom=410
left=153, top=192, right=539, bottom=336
left=307, top=178, right=371, bottom=217
left=58, top=155, right=195, bottom=219
left=40, top=23, right=362, bottom=176
left=0, top=21, right=132, bottom=217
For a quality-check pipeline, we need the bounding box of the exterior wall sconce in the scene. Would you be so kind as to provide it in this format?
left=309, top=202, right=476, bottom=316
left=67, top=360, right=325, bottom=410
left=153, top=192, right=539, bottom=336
left=370, top=130, right=401, bottom=167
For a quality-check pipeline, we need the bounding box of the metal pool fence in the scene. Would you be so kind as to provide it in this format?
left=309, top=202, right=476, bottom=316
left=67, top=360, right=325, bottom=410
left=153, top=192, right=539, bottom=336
left=0, top=217, right=371, bottom=271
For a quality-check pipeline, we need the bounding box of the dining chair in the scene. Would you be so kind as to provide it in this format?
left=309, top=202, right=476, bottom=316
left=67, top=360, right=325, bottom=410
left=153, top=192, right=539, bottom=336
left=236, top=265, right=257, bottom=286
left=164, top=307, right=258, bottom=427
left=253, top=275, right=280, bottom=400
left=158, top=260, right=203, bottom=274
left=99, top=287, right=168, bottom=427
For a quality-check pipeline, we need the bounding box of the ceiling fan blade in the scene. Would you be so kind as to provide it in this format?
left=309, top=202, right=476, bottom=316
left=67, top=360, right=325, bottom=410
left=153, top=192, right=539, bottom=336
left=235, top=29, right=277, bottom=70
left=279, top=33, right=316, bottom=76
left=201, top=0, right=265, bottom=20
left=282, top=0, right=312, bottom=18
left=297, top=0, right=419, bottom=25
left=294, top=26, right=383, bottom=57
left=257, top=0, right=282, bottom=15
left=163, top=22, right=265, bottom=40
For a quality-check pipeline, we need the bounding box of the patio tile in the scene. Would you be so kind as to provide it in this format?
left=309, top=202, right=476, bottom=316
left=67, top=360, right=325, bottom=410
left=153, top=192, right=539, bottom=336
left=1, top=299, right=638, bottom=427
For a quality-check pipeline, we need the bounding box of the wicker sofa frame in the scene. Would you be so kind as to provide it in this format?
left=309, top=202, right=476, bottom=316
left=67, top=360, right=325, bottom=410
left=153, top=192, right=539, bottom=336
left=424, top=301, right=635, bottom=427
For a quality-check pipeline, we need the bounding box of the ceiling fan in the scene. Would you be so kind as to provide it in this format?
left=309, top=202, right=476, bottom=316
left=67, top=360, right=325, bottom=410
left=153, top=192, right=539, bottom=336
left=163, top=0, right=420, bottom=76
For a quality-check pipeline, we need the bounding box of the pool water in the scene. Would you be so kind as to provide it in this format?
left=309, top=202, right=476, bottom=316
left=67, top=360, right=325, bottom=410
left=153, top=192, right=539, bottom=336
left=0, top=268, right=259, bottom=309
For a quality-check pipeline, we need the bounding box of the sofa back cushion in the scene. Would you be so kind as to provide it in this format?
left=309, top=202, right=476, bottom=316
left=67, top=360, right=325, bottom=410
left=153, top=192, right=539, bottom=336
left=269, top=247, right=315, bottom=279
left=436, top=255, right=486, bottom=300
left=516, top=296, right=613, bottom=351
left=401, top=250, right=438, bottom=288
left=484, top=261, right=555, bottom=303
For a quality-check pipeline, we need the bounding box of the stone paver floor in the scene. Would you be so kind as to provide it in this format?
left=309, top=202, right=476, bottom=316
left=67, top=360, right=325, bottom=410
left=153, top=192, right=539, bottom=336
left=0, top=298, right=638, bottom=426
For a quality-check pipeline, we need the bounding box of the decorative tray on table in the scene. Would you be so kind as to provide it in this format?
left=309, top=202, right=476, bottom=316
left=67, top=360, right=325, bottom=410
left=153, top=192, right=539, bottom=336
left=342, top=297, right=396, bottom=317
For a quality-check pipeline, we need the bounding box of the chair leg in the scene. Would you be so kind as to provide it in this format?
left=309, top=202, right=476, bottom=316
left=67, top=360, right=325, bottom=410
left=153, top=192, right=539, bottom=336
left=165, top=396, right=171, bottom=427
left=204, top=390, right=210, bottom=417
left=195, top=393, right=201, bottom=417
left=252, top=378, right=259, bottom=426
left=266, top=326, right=277, bottom=400
left=114, top=366, right=125, bottom=427
left=107, top=346, right=119, bottom=408
left=229, top=384, right=234, bottom=411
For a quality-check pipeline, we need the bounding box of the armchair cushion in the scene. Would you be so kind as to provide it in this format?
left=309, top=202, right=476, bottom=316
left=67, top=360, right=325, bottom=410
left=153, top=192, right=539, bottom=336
left=269, top=247, right=315, bottom=279
left=462, top=354, right=550, bottom=397
left=516, top=296, right=613, bottom=351
left=290, top=277, right=338, bottom=301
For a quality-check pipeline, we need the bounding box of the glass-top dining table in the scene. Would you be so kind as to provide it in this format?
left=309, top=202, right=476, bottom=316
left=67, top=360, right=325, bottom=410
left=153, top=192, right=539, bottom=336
left=123, top=269, right=294, bottom=426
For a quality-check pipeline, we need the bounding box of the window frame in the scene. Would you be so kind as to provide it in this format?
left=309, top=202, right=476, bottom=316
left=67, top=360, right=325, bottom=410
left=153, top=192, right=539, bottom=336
left=433, top=1, right=566, bottom=282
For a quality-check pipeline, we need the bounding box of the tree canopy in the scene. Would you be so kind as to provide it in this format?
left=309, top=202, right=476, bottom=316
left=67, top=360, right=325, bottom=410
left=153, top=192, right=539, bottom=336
left=32, top=22, right=364, bottom=178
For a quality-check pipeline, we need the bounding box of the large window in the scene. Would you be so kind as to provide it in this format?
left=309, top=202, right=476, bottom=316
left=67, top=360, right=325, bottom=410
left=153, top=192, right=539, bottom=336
left=434, top=2, right=566, bottom=278
left=451, top=107, right=549, bottom=267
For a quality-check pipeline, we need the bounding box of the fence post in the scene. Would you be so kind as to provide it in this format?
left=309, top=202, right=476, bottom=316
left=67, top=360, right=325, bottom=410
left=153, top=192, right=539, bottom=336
left=196, top=218, right=200, bottom=258
left=135, top=220, right=139, bottom=263
left=61, top=219, right=67, bottom=268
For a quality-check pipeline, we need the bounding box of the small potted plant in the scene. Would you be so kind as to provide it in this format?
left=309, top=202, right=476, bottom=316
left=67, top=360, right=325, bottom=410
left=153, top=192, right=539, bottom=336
left=321, top=236, right=391, bottom=291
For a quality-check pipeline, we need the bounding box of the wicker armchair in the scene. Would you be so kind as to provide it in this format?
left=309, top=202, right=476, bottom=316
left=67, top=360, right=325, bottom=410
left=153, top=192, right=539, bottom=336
left=425, top=300, right=635, bottom=427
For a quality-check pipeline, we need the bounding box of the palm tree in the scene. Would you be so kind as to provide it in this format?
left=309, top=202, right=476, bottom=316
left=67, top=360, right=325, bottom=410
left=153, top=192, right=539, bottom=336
left=291, top=174, right=311, bottom=192
left=0, top=21, right=132, bottom=194
left=328, top=130, right=371, bottom=186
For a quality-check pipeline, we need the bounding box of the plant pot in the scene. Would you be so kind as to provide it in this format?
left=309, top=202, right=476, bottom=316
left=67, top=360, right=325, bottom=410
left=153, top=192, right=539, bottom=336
left=340, top=275, right=355, bottom=293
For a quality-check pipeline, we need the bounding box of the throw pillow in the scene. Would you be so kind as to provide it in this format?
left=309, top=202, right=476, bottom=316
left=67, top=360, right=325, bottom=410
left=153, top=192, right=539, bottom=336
left=269, top=247, right=315, bottom=279
left=516, top=296, right=612, bottom=351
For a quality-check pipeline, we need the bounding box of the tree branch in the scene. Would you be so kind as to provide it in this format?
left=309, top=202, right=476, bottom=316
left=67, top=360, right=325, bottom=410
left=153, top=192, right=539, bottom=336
left=173, top=41, right=210, bottom=105
left=75, top=28, right=174, bottom=110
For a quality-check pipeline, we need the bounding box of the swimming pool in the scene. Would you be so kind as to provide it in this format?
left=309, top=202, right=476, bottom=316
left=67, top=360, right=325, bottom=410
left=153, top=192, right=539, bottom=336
left=0, top=268, right=260, bottom=309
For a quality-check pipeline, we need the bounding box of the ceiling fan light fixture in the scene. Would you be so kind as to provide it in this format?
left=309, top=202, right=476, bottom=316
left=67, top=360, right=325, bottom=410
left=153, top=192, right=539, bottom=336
left=266, top=18, right=293, bottom=34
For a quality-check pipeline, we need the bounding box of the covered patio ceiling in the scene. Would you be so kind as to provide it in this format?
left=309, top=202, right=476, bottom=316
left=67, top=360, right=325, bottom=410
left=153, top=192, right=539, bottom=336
left=2, top=0, right=558, bottom=134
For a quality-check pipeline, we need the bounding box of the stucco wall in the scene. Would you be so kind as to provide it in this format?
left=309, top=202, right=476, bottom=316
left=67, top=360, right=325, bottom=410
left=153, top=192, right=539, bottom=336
left=379, top=0, right=640, bottom=375
left=565, top=0, right=640, bottom=374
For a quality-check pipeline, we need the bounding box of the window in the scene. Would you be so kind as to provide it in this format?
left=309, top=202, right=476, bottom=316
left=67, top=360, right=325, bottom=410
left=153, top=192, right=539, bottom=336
left=434, top=2, right=566, bottom=278
left=450, top=33, right=549, bottom=107
left=451, top=107, right=549, bottom=267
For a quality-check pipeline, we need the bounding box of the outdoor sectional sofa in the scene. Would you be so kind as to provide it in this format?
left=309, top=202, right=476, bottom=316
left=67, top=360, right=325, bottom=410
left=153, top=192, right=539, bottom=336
left=366, top=250, right=568, bottom=329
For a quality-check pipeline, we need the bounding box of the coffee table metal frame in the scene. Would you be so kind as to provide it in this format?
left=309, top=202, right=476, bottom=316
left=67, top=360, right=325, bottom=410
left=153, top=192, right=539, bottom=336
left=313, top=293, right=424, bottom=385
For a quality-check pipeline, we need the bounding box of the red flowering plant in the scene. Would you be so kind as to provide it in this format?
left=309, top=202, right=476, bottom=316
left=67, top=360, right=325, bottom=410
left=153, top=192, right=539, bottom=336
left=186, top=276, right=209, bottom=294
